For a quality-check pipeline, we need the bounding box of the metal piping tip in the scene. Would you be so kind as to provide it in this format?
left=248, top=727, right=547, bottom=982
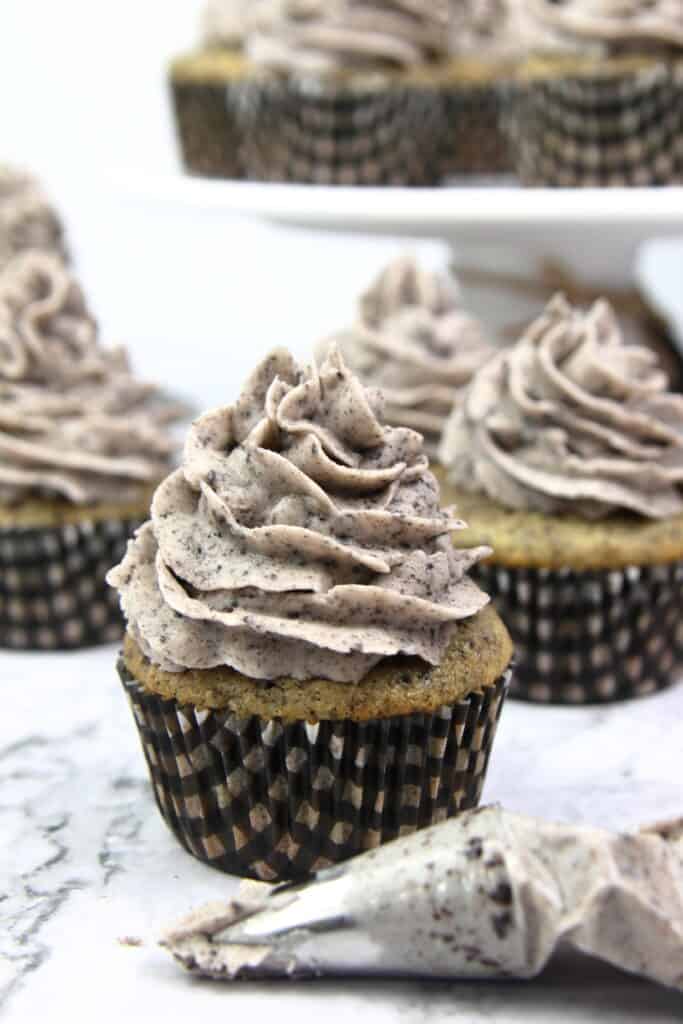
left=161, top=806, right=683, bottom=990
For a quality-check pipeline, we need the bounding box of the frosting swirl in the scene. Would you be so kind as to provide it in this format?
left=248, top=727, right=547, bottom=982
left=201, top=0, right=278, bottom=48
left=108, top=346, right=491, bottom=683
left=360, top=255, right=460, bottom=326
left=440, top=294, right=683, bottom=520
left=324, top=259, right=495, bottom=457
left=0, top=252, right=185, bottom=506
left=448, top=0, right=526, bottom=57
left=0, top=167, right=66, bottom=271
left=246, top=0, right=450, bottom=75
left=471, top=0, right=607, bottom=57
left=528, top=0, right=683, bottom=51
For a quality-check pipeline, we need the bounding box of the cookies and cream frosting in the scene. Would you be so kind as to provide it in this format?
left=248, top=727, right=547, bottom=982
left=446, top=0, right=601, bottom=58
left=201, top=0, right=279, bottom=48
left=0, top=252, right=185, bottom=506
left=360, top=256, right=460, bottom=327
left=528, top=0, right=683, bottom=50
left=448, top=0, right=534, bottom=57
left=108, top=346, right=491, bottom=682
left=324, top=259, right=495, bottom=457
left=441, top=294, right=683, bottom=520
left=246, top=0, right=450, bottom=75
left=0, top=166, right=66, bottom=272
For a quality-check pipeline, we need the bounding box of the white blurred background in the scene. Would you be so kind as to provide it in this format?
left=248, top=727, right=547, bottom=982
left=1, top=0, right=682, bottom=410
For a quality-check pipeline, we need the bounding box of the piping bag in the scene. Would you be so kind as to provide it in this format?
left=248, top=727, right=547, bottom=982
left=161, top=806, right=683, bottom=990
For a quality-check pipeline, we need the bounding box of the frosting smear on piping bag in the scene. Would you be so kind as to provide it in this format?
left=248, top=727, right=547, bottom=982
left=108, top=346, right=491, bottom=682
left=441, top=294, right=683, bottom=520
left=161, top=807, right=683, bottom=991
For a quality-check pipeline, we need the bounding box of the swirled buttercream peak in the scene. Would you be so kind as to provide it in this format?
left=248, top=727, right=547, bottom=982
left=441, top=293, right=683, bottom=519
left=108, top=345, right=491, bottom=682
left=0, top=251, right=185, bottom=505
left=324, top=257, right=495, bottom=458
left=527, top=0, right=683, bottom=50
left=246, top=0, right=449, bottom=74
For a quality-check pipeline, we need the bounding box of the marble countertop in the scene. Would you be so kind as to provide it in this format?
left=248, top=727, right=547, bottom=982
left=3, top=645, right=682, bottom=1023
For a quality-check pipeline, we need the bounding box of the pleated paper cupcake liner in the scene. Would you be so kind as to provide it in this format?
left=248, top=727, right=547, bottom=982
left=171, top=81, right=246, bottom=179
left=475, top=562, right=683, bottom=704
left=119, top=658, right=511, bottom=881
left=441, top=84, right=513, bottom=178
left=504, top=62, right=683, bottom=186
left=236, top=79, right=448, bottom=186
left=0, top=517, right=142, bottom=650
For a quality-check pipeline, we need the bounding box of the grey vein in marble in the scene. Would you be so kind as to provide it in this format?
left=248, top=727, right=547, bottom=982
left=163, top=808, right=683, bottom=989
left=2, top=647, right=682, bottom=1023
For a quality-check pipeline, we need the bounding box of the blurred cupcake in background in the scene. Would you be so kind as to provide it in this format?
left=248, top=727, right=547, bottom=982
left=442, top=0, right=521, bottom=177
left=0, top=252, right=187, bottom=650
left=509, top=0, right=683, bottom=186
left=442, top=0, right=589, bottom=178
left=169, top=0, right=275, bottom=178
left=321, top=256, right=496, bottom=457
left=238, top=0, right=453, bottom=185
left=440, top=293, right=683, bottom=703
left=359, top=253, right=461, bottom=326
left=110, top=345, right=513, bottom=881
left=0, top=166, right=67, bottom=271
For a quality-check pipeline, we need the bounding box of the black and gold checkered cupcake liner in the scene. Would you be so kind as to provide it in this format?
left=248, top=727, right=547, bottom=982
left=475, top=562, right=683, bottom=704
left=0, top=517, right=142, bottom=650
left=505, top=61, right=683, bottom=187
left=235, top=79, right=448, bottom=186
left=119, top=660, right=511, bottom=881
left=441, top=84, right=514, bottom=178
left=171, top=80, right=246, bottom=180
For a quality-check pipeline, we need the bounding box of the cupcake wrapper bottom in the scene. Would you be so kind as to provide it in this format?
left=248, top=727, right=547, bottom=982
left=171, top=81, right=245, bottom=179
left=505, top=64, right=683, bottom=186
left=0, top=517, right=141, bottom=650
left=441, top=85, right=512, bottom=177
left=238, top=80, right=447, bottom=186
left=119, top=659, right=511, bottom=881
left=476, top=562, right=683, bottom=703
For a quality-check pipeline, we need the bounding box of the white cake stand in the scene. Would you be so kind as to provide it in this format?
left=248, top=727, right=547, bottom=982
left=112, top=174, right=683, bottom=283
left=109, top=172, right=683, bottom=351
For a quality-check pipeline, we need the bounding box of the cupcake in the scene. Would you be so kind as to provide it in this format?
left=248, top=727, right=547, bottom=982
left=442, top=0, right=589, bottom=178
left=322, top=257, right=496, bottom=458
left=442, top=0, right=521, bottom=177
left=439, top=294, right=683, bottom=704
left=0, top=252, right=186, bottom=650
left=169, top=0, right=272, bottom=179
left=108, top=346, right=513, bottom=881
left=232, top=0, right=452, bottom=185
left=508, top=0, right=683, bottom=186
left=0, top=166, right=66, bottom=270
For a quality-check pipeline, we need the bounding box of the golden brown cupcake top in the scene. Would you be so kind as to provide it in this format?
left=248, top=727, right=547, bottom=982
left=109, top=346, right=492, bottom=684
left=441, top=294, right=683, bottom=521
left=437, top=473, right=683, bottom=568
left=121, top=603, right=512, bottom=719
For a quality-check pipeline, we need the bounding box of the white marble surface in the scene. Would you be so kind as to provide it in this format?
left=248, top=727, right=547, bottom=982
left=2, top=646, right=682, bottom=1023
